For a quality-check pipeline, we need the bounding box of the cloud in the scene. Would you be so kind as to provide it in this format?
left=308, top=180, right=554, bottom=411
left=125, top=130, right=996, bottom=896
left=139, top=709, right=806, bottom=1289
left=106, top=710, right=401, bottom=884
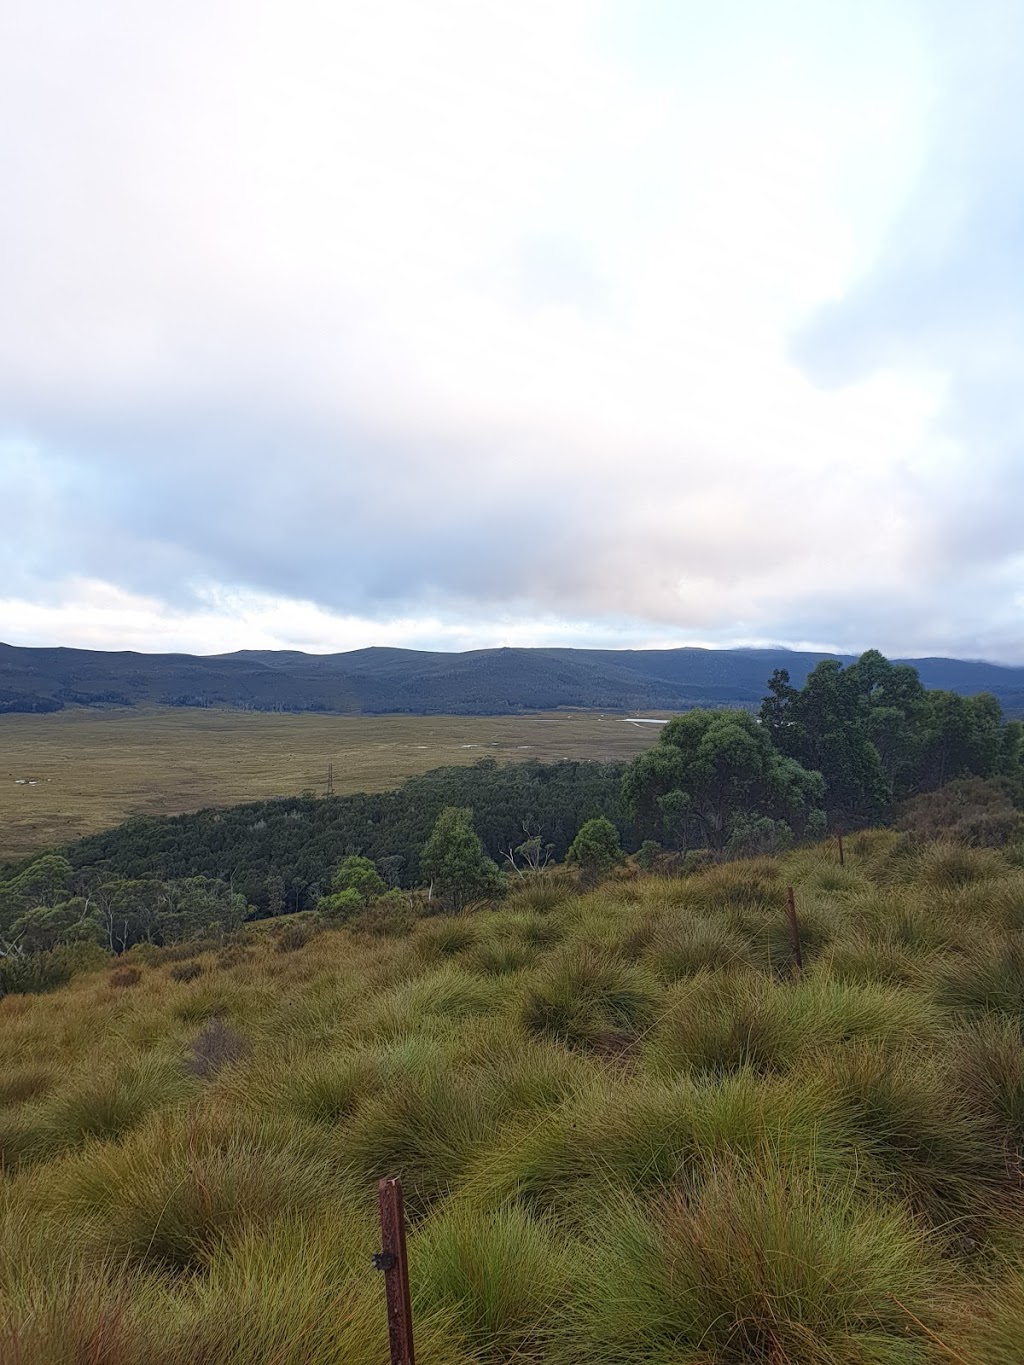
left=793, top=0, right=1024, bottom=606
left=1, top=0, right=1021, bottom=659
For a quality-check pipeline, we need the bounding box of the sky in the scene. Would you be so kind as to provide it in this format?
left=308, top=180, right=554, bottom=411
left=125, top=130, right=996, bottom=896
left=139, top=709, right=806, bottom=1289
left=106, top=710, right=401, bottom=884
left=2, top=0, right=1022, bottom=661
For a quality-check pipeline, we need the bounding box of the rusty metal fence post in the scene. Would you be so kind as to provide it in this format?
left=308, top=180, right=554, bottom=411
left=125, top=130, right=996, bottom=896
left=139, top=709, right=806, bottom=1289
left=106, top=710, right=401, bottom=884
left=374, top=1177, right=415, bottom=1365
left=785, top=886, right=803, bottom=974
left=837, top=830, right=845, bottom=866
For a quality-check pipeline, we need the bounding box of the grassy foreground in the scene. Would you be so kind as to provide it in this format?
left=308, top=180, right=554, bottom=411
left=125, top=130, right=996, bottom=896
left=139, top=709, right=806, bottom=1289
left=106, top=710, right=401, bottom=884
left=0, top=707, right=659, bottom=860
left=4, top=833, right=1024, bottom=1361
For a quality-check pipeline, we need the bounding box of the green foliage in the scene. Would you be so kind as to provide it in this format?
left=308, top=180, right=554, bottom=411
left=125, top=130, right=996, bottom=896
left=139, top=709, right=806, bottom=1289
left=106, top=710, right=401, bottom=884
left=317, top=887, right=363, bottom=920
left=623, top=708, right=824, bottom=852
left=565, top=816, right=623, bottom=879
left=330, top=854, right=385, bottom=902
left=634, top=838, right=661, bottom=871
left=421, top=806, right=503, bottom=912
left=762, top=649, right=1013, bottom=826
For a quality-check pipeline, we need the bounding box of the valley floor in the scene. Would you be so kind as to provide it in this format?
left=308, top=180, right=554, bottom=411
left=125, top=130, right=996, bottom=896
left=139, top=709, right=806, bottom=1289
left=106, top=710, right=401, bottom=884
left=0, top=707, right=660, bottom=860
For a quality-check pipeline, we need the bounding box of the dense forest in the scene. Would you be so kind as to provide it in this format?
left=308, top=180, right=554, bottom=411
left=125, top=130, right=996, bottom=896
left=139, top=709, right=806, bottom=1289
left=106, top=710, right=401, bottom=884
left=2, top=651, right=1023, bottom=980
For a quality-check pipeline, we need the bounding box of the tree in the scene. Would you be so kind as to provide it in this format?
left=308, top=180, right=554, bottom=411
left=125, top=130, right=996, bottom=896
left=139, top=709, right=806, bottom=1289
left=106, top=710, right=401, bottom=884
left=0, top=854, right=73, bottom=933
left=330, top=855, right=385, bottom=902
left=760, top=659, right=892, bottom=823
left=566, top=817, right=623, bottom=882
left=623, top=709, right=824, bottom=855
left=8, top=899, right=104, bottom=953
left=910, top=691, right=1003, bottom=792
left=420, top=806, right=502, bottom=912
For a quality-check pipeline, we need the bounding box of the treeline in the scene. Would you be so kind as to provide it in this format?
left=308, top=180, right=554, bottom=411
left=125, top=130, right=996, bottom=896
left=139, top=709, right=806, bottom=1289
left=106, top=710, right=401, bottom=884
left=48, top=759, right=631, bottom=914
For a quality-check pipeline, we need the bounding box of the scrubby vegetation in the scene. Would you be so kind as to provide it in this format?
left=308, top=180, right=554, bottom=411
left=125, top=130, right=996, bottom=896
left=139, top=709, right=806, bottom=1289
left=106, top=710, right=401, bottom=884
left=3, top=832, right=1024, bottom=1360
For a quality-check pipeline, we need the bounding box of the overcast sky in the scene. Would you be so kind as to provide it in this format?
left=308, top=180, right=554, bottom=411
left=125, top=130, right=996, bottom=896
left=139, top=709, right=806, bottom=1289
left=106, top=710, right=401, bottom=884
left=2, top=0, right=1022, bottom=660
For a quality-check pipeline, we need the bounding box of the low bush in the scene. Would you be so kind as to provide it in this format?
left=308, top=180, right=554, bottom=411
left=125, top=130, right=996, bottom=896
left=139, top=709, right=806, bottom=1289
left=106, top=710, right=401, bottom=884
left=187, top=1018, right=249, bottom=1079
left=108, top=965, right=142, bottom=988
left=169, top=960, right=204, bottom=983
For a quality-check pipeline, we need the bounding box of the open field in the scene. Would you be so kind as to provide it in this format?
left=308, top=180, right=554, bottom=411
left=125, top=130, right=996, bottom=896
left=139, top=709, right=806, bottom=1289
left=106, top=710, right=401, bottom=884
left=4, top=833, right=1024, bottom=1361
left=0, top=708, right=662, bottom=861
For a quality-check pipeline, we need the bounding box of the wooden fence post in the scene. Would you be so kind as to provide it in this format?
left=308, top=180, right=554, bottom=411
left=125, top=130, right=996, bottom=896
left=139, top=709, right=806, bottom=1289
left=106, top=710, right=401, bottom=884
left=785, top=886, right=803, bottom=974
left=837, top=830, right=845, bottom=866
left=375, top=1177, right=416, bottom=1365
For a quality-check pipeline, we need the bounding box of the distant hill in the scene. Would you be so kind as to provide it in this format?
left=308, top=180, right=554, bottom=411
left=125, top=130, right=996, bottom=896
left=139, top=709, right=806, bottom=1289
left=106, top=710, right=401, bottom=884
left=2, top=641, right=1024, bottom=717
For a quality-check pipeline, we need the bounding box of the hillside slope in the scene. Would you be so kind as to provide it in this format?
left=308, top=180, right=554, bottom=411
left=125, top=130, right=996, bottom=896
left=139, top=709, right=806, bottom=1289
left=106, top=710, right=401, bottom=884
left=3, top=640, right=1024, bottom=715
left=2, top=835, right=1024, bottom=1360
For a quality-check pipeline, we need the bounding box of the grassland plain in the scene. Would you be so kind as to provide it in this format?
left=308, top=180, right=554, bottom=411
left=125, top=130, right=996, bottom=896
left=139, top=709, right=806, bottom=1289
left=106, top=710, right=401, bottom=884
left=4, top=832, right=1024, bottom=1361
left=0, top=707, right=661, bottom=861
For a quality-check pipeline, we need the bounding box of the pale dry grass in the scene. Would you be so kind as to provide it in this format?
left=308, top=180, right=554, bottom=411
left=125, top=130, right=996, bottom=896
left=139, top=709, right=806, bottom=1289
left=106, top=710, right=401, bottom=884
left=0, top=706, right=659, bottom=860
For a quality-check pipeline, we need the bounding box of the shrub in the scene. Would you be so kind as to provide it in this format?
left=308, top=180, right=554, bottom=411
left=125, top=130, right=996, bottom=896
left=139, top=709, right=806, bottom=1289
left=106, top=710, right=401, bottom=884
left=351, top=891, right=417, bottom=938
left=566, top=817, right=623, bottom=883
left=0, top=951, right=72, bottom=998
left=318, top=887, right=363, bottom=921
left=898, top=778, right=1023, bottom=846
left=274, top=918, right=320, bottom=952
left=169, top=960, right=203, bottom=983
left=329, top=854, right=385, bottom=902
left=187, top=1018, right=249, bottom=1079
left=108, top=965, right=142, bottom=988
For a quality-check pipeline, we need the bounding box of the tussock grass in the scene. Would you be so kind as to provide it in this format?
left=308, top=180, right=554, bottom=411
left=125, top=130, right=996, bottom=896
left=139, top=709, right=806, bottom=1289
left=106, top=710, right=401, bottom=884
left=5, top=833, right=1024, bottom=1361
left=936, top=936, right=1024, bottom=1018
left=414, top=1202, right=570, bottom=1360
left=45, top=1111, right=342, bottom=1273
left=519, top=944, right=657, bottom=1048
left=560, top=1164, right=947, bottom=1365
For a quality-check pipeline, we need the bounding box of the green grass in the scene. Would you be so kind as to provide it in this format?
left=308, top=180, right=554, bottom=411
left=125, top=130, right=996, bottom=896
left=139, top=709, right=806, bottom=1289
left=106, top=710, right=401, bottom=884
left=3, top=831, right=1024, bottom=1360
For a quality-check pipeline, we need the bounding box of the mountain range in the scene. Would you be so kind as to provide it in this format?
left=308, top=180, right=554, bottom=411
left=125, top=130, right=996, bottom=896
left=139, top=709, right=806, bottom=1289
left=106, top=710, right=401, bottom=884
left=3, top=642, right=1024, bottom=717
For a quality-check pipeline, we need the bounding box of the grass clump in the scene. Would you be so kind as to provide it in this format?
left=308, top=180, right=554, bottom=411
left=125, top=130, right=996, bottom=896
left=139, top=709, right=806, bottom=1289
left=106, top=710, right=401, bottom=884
left=936, top=937, right=1024, bottom=1019
left=561, top=1164, right=946, bottom=1365
left=50, top=1114, right=338, bottom=1273
left=414, top=1202, right=570, bottom=1360
left=519, top=944, right=657, bottom=1049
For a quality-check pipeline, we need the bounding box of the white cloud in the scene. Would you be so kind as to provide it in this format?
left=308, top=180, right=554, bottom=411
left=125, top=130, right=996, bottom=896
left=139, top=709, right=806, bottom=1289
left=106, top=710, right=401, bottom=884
left=0, top=0, right=1018, bottom=659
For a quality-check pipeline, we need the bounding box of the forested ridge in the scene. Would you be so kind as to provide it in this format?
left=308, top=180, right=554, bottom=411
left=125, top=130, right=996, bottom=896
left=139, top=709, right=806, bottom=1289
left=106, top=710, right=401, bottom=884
left=4, top=639, right=1024, bottom=715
